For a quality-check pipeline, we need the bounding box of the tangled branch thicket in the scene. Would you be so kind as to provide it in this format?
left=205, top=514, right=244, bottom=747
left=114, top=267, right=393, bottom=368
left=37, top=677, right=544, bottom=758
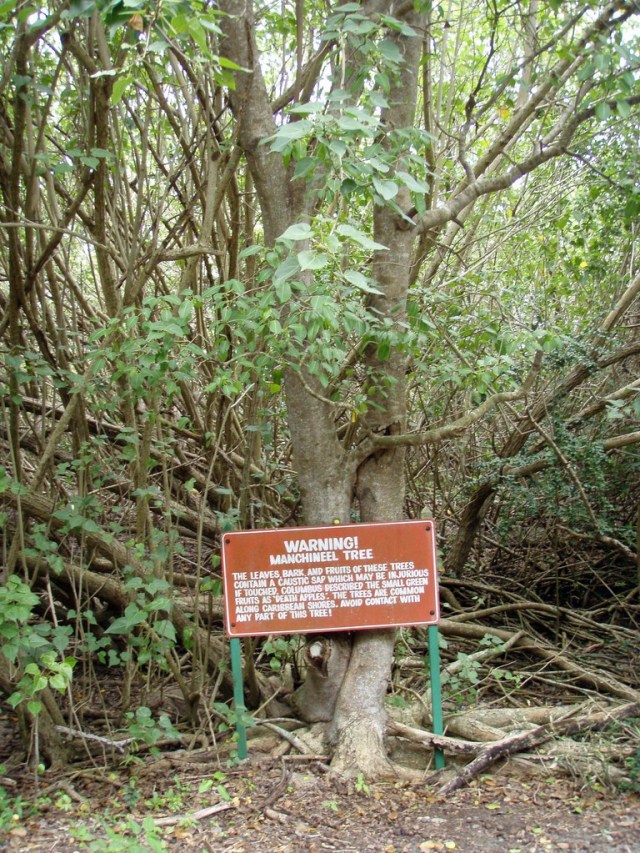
left=0, top=0, right=638, bottom=782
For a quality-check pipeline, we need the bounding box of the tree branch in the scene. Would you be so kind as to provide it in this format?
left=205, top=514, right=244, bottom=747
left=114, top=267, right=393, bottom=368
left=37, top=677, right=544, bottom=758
left=359, top=351, right=542, bottom=452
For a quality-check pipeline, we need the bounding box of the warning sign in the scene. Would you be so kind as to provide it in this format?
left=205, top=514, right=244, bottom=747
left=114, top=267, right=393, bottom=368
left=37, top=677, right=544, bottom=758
left=222, top=520, right=439, bottom=638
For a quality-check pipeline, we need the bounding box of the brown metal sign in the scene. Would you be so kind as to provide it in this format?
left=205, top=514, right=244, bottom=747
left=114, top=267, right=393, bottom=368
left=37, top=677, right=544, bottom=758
left=222, top=520, right=439, bottom=638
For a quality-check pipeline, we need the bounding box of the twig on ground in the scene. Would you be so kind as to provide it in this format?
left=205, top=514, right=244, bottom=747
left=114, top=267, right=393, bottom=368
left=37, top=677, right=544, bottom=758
left=151, top=802, right=234, bottom=826
left=256, top=720, right=315, bottom=754
left=55, top=725, right=134, bottom=753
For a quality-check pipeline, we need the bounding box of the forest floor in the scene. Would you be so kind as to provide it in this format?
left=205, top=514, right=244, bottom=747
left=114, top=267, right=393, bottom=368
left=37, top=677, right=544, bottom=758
left=2, top=750, right=639, bottom=853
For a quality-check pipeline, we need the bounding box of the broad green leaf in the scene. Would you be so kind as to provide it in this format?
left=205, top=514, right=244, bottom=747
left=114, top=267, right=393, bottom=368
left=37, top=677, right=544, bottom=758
left=288, top=102, right=325, bottom=115
left=110, top=75, right=133, bottom=105
left=377, top=339, right=391, bottom=361
left=217, top=55, right=244, bottom=69
left=378, top=39, right=403, bottom=65
left=616, top=99, right=631, bottom=119
left=278, top=223, right=313, bottom=242
left=154, top=620, right=177, bottom=642
left=344, top=270, right=383, bottom=294
left=293, top=157, right=319, bottom=179
left=171, top=13, right=189, bottom=33
left=49, top=673, right=68, bottom=691
left=328, top=138, right=347, bottom=158
left=7, top=692, right=22, bottom=708
left=200, top=17, right=223, bottom=35
left=343, top=17, right=376, bottom=35
left=238, top=244, right=262, bottom=259
left=269, top=120, right=312, bottom=151
left=372, top=177, right=399, bottom=201
left=188, top=19, right=211, bottom=55
left=336, top=224, right=388, bottom=251
left=340, top=178, right=359, bottom=197
left=594, top=52, right=609, bottom=73
left=273, top=254, right=300, bottom=283
left=397, top=170, right=430, bottom=193
left=336, top=115, right=370, bottom=132
left=297, top=250, right=329, bottom=271
left=275, top=280, right=292, bottom=302
left=61, top=0, right=97, bottom=19
left=380, top=14, right=418, bottom=36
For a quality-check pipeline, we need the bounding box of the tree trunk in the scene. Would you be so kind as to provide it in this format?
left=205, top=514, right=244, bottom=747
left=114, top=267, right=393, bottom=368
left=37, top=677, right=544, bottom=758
left=219, top=0, right=424, bottom=776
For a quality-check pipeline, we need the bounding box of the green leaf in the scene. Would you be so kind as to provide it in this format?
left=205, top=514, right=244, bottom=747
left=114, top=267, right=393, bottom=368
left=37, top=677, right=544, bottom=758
left=7, top=692, right=22, bottom=708
left=153, top=620, right=176, bottom=642
left=343, top=17, right=376, bottom=35
left=397, top=170, right=430, bottom=193
left=105, top=605, right=146, bottom=634
left=344, top=270, right=383, bottom=294
left=293, top=156, right=319, bottom=179
left=217, top=56, right=243, bottom=70
left=178, top=300, right=193, bottom=322
left=336, top=224, right=388, bottom=252
left=372, top=177, right=399, bottom=201
left=238, top=244, right=262, bottom=259
left=377, top=339, right=391, bottom=360
left=110, top=74, right=133, bottom=105
left=336, top=114, right=371, bottom=132
left=297, top=250, right=329, bottom=271
left=288, top=101, right=325, bottom=115
left=275, top=280, right=292, bottom=302
left=273, top=254, right=300, bottom=283
left=278, top=223, right=313, bottom=242
left=171, top=13, right=189, bottom=33
left=616, top=99, right=631, bottom=119
left=380, top=14, right=418, bottom=36
left=188, top=19, right=210, bottom=55
left=328, top=139, right=347, bottom=158
left=268, top=120, right=312, bottom=151
left=378, top=39, right=403, bottom=65
left=49, top=673, right=68, bottom=691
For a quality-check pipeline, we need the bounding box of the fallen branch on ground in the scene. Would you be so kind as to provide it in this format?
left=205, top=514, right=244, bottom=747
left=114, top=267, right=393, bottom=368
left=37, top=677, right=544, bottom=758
left=151, top=801, right=234, bottom=826
left=438, top=701, right=640, bottom=794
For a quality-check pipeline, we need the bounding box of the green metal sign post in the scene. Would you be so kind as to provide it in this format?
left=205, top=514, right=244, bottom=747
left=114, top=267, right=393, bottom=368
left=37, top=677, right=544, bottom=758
left=229, top=637, right=248, bottom=760
left=427, top=624, right=445, bottom=769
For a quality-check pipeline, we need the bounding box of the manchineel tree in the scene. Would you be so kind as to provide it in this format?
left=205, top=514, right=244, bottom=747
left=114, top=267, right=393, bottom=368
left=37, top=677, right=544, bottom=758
left=0, top=0, right=639, bottom=776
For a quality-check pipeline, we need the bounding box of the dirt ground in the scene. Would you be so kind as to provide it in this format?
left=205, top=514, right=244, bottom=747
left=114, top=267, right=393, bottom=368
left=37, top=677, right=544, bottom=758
left=2, top=752, right=639, bottom=853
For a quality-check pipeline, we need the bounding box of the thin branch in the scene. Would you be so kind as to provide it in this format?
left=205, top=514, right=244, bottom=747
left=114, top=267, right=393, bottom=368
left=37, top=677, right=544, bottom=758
left=55, top=725, right=134, bottom=753
left=359, top=351, right=542, bottom=452
left=152, top=802, right=234, bottom=827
